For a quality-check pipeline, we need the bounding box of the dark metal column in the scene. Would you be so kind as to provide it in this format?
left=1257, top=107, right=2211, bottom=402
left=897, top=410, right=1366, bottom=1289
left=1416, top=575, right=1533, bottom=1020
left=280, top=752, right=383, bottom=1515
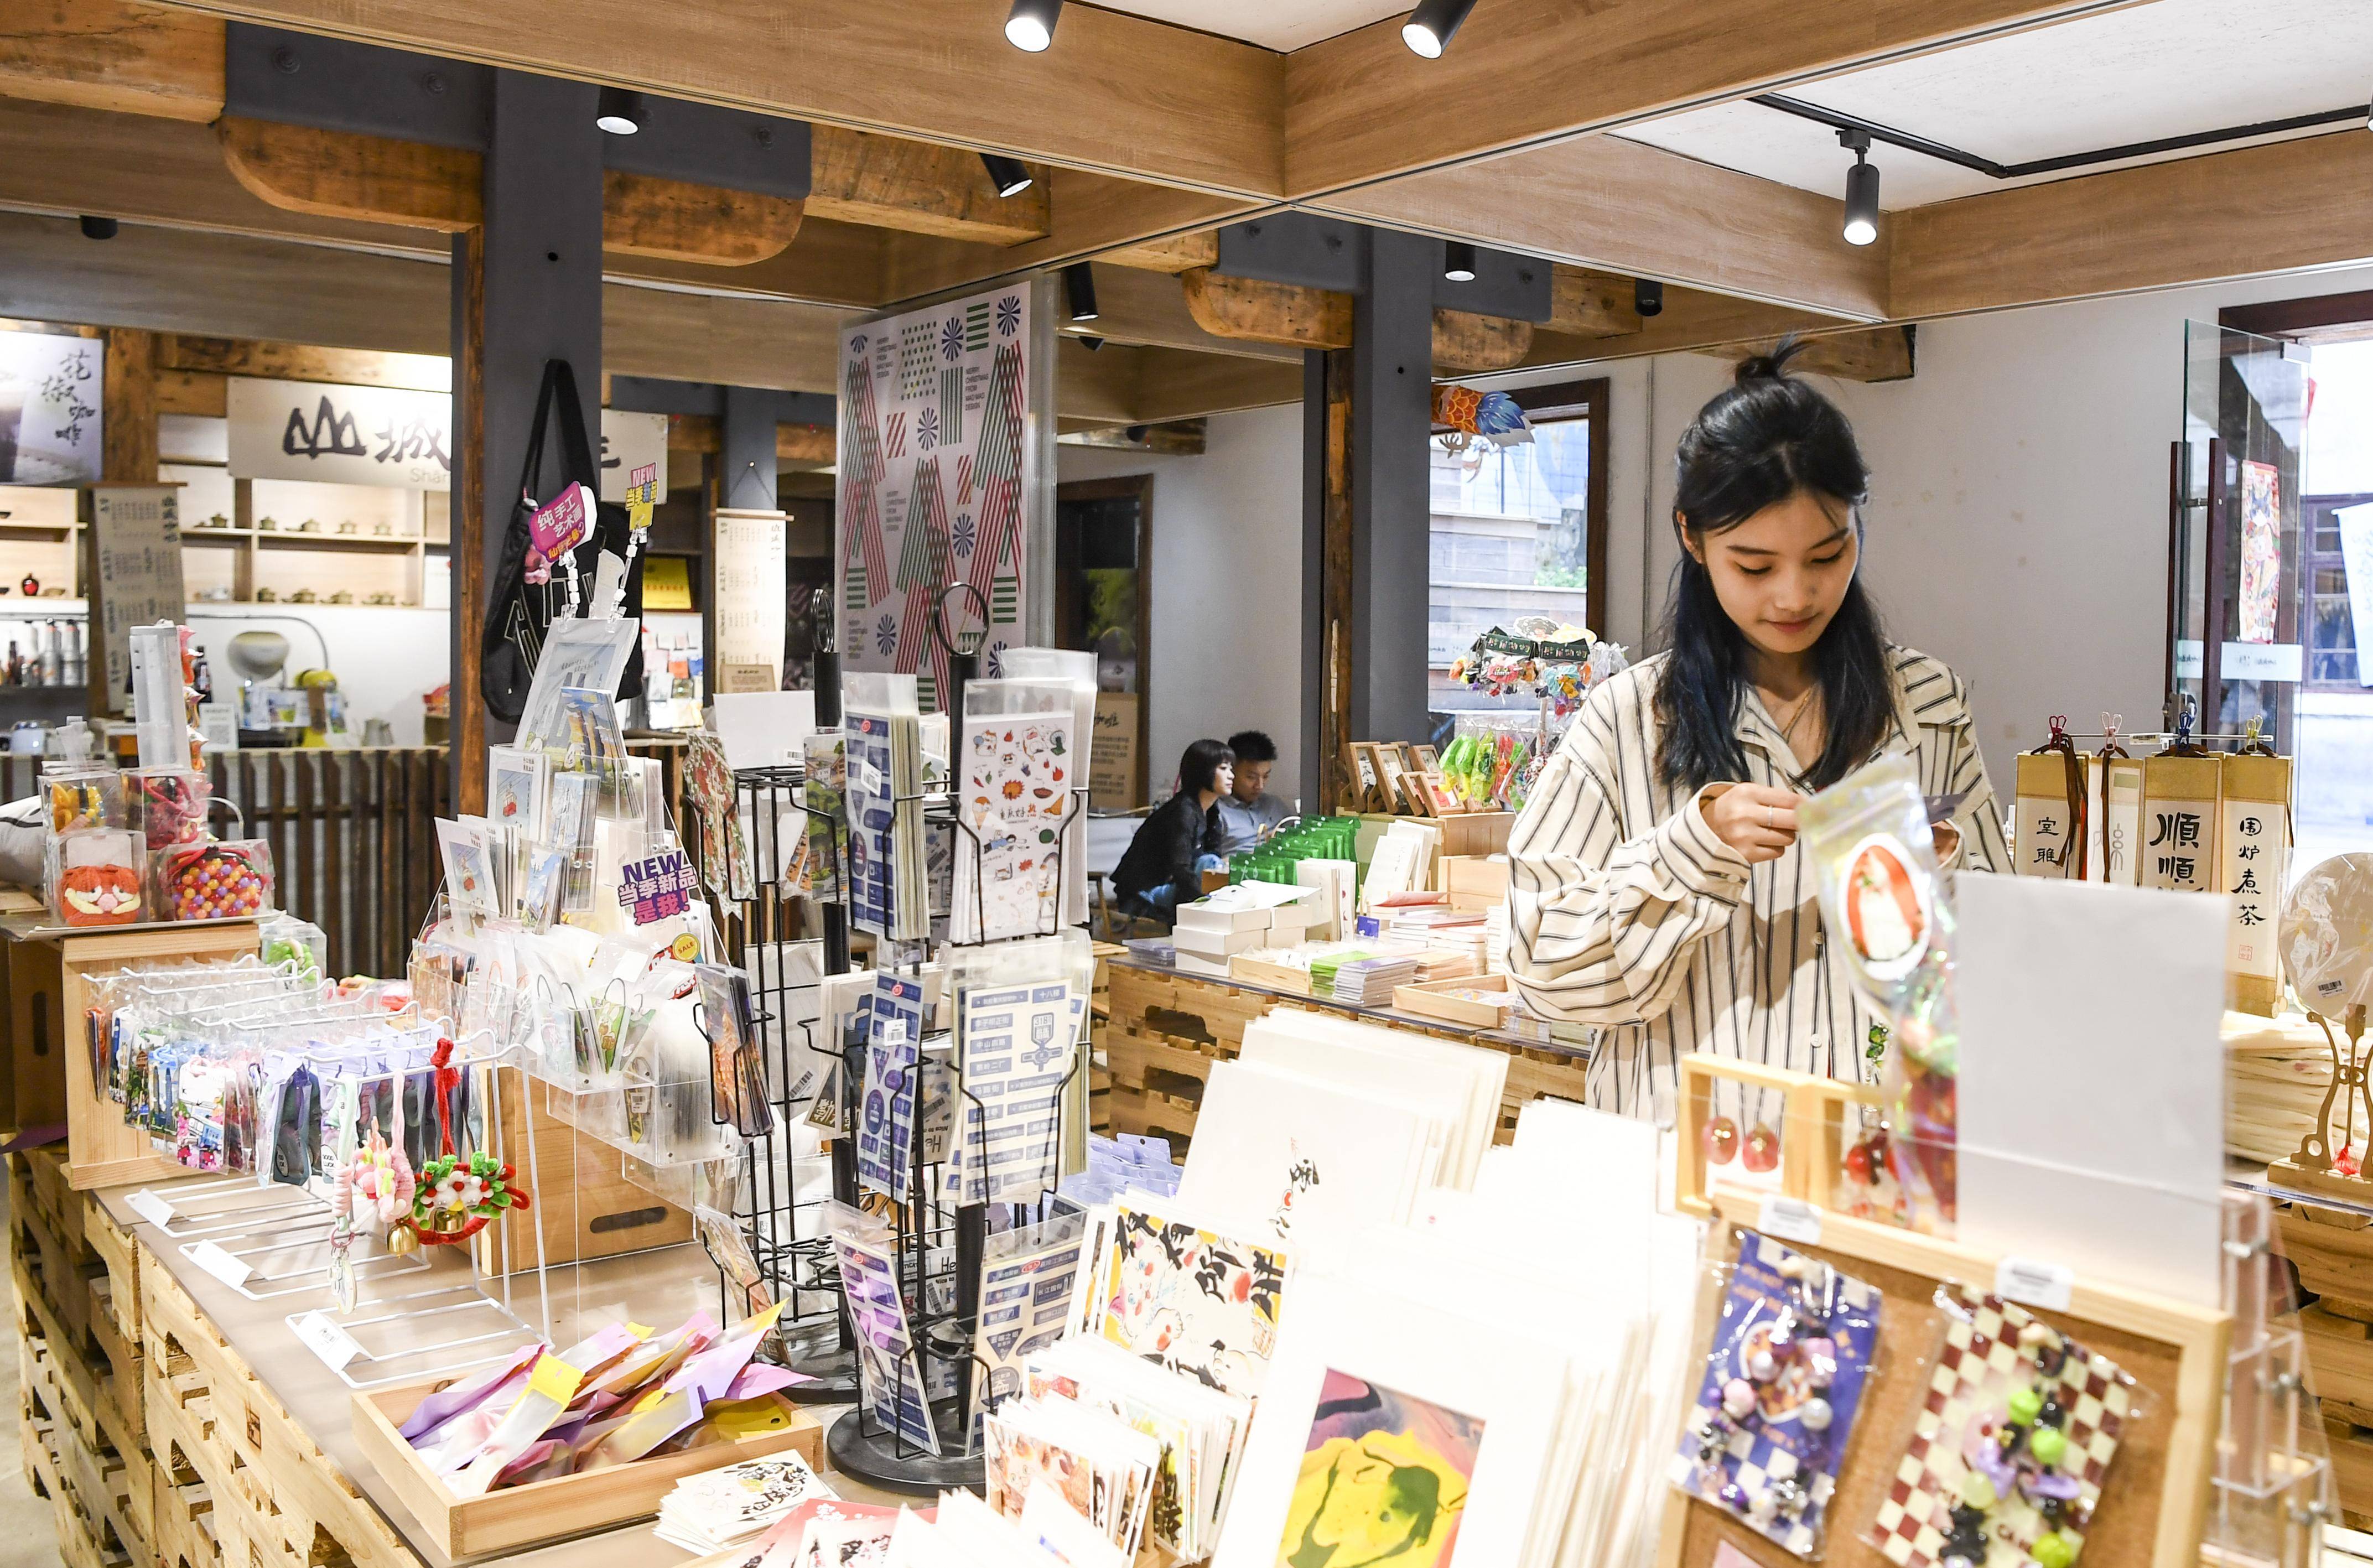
left=451, top=71, right=603, bottom=804
left=1348, top=228, right=1436, bottom=745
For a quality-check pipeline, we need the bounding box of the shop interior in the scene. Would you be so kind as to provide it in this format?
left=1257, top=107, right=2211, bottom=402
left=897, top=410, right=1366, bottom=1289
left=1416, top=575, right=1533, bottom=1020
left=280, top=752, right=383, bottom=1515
left=1, top=1, right=2371, bottom=1566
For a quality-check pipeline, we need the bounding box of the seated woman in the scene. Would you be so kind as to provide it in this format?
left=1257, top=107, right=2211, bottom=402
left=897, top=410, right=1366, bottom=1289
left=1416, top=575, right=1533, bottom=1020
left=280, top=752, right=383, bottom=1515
left=1110, top=738, right=1232, bottom=924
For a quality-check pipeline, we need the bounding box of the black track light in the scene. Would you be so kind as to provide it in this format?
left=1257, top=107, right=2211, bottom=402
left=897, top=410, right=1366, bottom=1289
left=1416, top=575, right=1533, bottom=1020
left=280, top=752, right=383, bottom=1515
left=1005, top=0, right=1062, bottom=51
left=981, top=153, right=1034, bottom=198
left=78, top=215, right=118, bottom=241
left=1442, top=241, right=1477, bottom=283
left=1634, top=278, right=1663, bottom=318
left=1079, top=336, right=1104, bottom=352
left=1063, top=262, right=1098, bottom=323
left=1402, top=0, right=1478, bottom=58
left=595, top=87, right=646, bottom=135
left=1839, top=129, right=1878, bottom=247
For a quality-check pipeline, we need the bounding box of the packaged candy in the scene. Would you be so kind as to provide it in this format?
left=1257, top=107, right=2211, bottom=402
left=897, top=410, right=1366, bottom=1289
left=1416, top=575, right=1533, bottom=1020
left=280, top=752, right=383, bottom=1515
left=158, top=839, right=274, bottom=921
left=44, top=767, right=124, bottom=837
left=128, top=766, right=210, bottom=850
left=53, top=828, right=145, bottom=926
left=1798, top=755, right=1959, bottom=1232
left=1675, top=1230, right=1881, bottom=1557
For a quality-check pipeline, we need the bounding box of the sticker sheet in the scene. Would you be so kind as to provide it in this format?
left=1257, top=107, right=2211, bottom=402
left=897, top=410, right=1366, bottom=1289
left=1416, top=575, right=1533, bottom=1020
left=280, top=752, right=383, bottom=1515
left=975, top=1213, right=1086, bottom=1408
left=856, top=975, right=926, bottom=1202
left=949, top=980, right=1082, bottom=1206
left=953, top=712, right=1075, bottom=942
left=832, top=1233, right=941, bottom=1457
left=1097, top=1199, right=1288, bottom=1400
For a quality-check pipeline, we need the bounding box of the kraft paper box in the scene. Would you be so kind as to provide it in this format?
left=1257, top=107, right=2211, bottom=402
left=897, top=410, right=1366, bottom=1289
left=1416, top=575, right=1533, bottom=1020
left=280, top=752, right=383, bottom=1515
left=2014, top=751, right=2084, bottom=878
left=2220, top=752, right=2292, bottom=1017
left=2138, top=754, right=2222, bottom=894
left=2093, top=755, right=2145, bottom=886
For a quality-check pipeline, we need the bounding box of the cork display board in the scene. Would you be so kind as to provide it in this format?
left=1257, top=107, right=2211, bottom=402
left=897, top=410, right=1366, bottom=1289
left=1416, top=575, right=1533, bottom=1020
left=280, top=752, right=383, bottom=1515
left=1661, top=1193, right=2225, bottom=1568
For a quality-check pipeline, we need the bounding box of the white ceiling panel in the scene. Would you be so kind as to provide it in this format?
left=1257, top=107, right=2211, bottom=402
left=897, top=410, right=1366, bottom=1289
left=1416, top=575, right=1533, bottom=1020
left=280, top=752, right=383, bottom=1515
left=1087, top=0, right=1404, bottom=50
left=1615, top=0, right=2373, bottom=210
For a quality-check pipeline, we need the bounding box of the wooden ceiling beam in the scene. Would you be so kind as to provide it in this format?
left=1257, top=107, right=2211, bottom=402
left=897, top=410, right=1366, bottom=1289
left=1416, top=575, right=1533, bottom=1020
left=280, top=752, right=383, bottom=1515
left=1888, top=128, right=2373, bottom=320
left=878, top=176, right=1264, bottom=305
left=1549, top=266, right=1642, bottom=338
left=144, top=0, right=1284, bottom=195
left=1722, top=325, right=1914, bottom=382
left=1312, top=134, right=1889, bottom=321
left=1127, top=346, right=1302, bottom=425
left=663, top=415, right=836, bottom=464
left=1433, top=309, right=1532, bottom=375
left=0, top=0, right=221, bottom=121
left=158, top=333, right=451, bottom=390
left=1181, top=268, right=1351, bottom=350
left=1284, top=0, right=2144, bottom=198
left=807, top=124, right=1048, bottom=246
left=1100, top=230, right=1221, bottom=274
left=1056, top=266, right=1299, bottom=363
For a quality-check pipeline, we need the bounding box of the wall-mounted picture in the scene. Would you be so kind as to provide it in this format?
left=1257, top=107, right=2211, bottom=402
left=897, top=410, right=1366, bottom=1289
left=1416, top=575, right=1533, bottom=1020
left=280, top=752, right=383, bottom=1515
left=0, top=330, right=102, bottom=485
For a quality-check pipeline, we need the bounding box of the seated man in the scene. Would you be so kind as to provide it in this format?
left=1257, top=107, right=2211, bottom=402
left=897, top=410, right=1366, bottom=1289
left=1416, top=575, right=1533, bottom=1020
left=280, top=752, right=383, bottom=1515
left=1110, top=738, right=1232, bottom=924
left=1208, top=729, right=1289, bottom=855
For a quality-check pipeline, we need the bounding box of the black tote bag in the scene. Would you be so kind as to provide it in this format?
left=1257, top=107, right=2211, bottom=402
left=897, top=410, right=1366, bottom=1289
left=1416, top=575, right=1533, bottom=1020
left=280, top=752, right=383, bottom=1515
left=479, top=359, right=645, bottom=722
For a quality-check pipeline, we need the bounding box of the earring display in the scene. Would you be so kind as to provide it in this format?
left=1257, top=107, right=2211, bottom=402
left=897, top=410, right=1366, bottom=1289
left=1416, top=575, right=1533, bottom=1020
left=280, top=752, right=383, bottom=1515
left=1674, top=1231, right=1881, bottom=1556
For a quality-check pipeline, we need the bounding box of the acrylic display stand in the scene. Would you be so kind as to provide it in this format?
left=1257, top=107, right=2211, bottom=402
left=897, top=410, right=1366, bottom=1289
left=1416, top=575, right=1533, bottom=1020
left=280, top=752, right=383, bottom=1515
left=1664, top=1052, right=2247, bottom=1568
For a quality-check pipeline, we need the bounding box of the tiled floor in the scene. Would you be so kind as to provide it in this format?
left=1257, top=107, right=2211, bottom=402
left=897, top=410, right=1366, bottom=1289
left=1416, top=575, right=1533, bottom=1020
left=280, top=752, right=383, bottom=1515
left=0, top=1178, right=64, bottom=1567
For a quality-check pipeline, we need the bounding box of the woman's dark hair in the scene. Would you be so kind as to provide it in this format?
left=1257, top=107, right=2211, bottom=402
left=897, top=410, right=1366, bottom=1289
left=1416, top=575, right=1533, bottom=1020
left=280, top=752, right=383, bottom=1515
left=1653, top=338, right=1893, bottom=793
left=1178, top=738, right=1235, bottom=797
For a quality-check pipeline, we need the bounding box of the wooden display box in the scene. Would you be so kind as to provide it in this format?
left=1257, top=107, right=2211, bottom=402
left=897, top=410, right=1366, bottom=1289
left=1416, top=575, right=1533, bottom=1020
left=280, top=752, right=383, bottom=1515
left=1391, top=972, right=1518, bottom=1028
left=352, top=1377, right=822, bottom=1559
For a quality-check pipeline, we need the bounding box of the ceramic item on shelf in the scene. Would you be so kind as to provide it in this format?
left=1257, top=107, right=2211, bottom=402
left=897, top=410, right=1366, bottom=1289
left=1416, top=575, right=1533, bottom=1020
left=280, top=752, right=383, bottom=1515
left=365, top=591, right=394, bottom=605
left=19, top=574, right=37, bottom=596
left=290, top=588, right=318, bottom=604
left=256, top=587, right=279, bottom=603
left=257, top=516, right=278, bottom=531
left=372, top=521, right=393, bottom=536
left=204, top=586, right=232, bottom=601
left=295, top=518, right=319, bottom=533
left=329, top=590, right=354, bottom=604
left=336, top=521, right=357, bottom=535
left=206, top=512, right=230, bottom=529
left=39, top=587, right=63, bottom=598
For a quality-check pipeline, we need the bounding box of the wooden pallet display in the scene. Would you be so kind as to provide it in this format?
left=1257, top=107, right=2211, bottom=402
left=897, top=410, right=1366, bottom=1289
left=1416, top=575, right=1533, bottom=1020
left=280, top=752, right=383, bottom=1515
left=1663, top=1055, right=2232, bottom=1568
left=2272, top=1200, right=2373, bottom=1525
left=25, top=1315, right=148, bottom=1568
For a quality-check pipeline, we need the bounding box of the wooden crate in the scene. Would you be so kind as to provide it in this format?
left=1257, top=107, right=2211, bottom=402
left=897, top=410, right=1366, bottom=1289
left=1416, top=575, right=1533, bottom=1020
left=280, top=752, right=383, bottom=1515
left=351, top=1376, right=822, bottom=1559
left=1391, top=972, right=1519, bottom=1028
left=477, top=1065, right=695, bottom=1275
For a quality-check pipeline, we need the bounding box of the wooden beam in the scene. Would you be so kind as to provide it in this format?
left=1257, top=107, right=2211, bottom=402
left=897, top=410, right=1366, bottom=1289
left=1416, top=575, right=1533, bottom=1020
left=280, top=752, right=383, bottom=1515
left=604, top=283, right=847, bottom=394
left=1057, top=265, right=1299, bottom=362
left=1315, top=134, right=1889, bottom=320
left=601, top=169, right=802, bottom=265
left=1058, top=419, right=1207, bottom=454
left=879, top=175, right=1264, bottom=304
left=1181, top=268, right=1352, bottom=350
left=157, top=333, right=451, bottom=390
left=1432, top=309, right=1531, bottom=374
left=1282, top=0, right=2142, bottom=198
left=1102, top=230, right=1220, bottom=273
left=1056, top=339, right=1139, bottom=426
left=1549, top=266, right=1641, bottom=338
left=1514, top=290, right=1842, bottom=370
left=452, top=223, right=484, bottom=815
left=1127, top=346, right=1302, bottom=424
left=0, top=0, right=221, bottom=122
left=664, top=416, right=837, bottom=464
left=218, top=114, right=479, bottom=231
left=1715, top=324, right=1914, bottom=382
left=146, top=0, right=1284, bottom=195
left=1889, top=128, right=2373, bottom=320
left=101, top=326, right=156, bottom=480
left=807, top=124, right=1048, bottom=245
left=156, top=366, right=224, bottom=415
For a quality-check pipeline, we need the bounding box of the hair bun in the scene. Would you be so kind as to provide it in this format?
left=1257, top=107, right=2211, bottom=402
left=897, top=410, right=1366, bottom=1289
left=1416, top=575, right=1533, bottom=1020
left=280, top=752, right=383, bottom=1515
left=1733, top=335, right=1808, bottom=386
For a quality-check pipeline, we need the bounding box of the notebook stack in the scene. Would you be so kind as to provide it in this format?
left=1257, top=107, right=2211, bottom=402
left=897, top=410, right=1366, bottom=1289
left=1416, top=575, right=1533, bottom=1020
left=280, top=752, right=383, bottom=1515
left=1330, top=952, right=1419, bottom=1005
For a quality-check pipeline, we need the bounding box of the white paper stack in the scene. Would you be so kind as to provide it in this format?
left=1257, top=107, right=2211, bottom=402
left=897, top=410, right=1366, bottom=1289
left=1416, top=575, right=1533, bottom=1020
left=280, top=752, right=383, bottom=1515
left=1237, top=1008, right=1507, bottom=1190
left=1361, top=819, right=1440, bottom=907
left=652, top=1451, right=836, bottom=1555
left=1330, top=953, right=1419, bottom=1005
left=1293, top=857, right=1357, bottom=940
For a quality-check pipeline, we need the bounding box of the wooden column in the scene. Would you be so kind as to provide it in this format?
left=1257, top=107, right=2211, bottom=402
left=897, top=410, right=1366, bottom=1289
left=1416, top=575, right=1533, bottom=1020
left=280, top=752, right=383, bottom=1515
left=449, top=73, right=604, bottom=812
left=1302, top=346, right=1354, bottom=812
left=100, top=328, right=155, bottom=482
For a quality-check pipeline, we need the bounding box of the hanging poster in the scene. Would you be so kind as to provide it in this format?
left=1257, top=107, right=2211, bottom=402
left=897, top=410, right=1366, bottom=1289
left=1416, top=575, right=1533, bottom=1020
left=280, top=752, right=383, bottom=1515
left=2238, top=459, right=2281, bottom=645
left=836, top=284, right=1033, bottom=710
left=0, top=330, right=101, bottom=485
left=714, top=508, right=788, bottom=693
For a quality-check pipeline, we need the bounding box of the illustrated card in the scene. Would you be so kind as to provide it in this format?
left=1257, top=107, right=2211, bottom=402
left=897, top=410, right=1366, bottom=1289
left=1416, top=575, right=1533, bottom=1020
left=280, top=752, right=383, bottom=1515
left=1098, top=1198, right=1287, bottom=1399
left=1274, top=1370, right=1482, bottom=1568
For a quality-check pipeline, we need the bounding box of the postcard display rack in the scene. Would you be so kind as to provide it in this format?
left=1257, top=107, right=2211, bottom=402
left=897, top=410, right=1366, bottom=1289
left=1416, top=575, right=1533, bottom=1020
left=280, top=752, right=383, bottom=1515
left=1666, top=1047, right=2326, bottom=1568
left=742, top=637, right=1097, bottom=1494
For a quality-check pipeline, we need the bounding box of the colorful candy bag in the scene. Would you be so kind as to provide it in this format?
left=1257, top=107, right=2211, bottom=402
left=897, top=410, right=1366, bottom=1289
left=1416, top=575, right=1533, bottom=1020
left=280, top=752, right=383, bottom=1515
left=157, top=838, right=274, bottom=921
left=1798, top=756, right=1959, bottom=1231
left=129, top=767, right=210, bottom=850
left=1673, top=1230, right=1880, bottom=1557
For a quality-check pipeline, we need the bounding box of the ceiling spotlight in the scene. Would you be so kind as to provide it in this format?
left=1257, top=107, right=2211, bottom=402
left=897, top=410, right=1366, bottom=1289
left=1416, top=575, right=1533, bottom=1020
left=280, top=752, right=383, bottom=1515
left=1401, top=0, right=1478, bottom=58
left=1442, top=241, right=1477, bottom=283
left=595, top=87, right=646, bottom=135
left=1079, top=336, right=1104, bottom=352
left=1063, top=262, right=1098, bottom=323
left=1006, top=0, right=1062, bottom=51
left=78, top=215, right=118, bottom=241
left=1634, top=278, right=1663, bottom=318
left=1839, top=128, right=1879, bottom=247
left=981, top=153, right=1034, bottom=198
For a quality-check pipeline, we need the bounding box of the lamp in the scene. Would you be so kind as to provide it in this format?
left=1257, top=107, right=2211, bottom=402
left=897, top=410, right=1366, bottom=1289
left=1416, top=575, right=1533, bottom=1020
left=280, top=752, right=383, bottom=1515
left=1005, top=0, right=1062, bottom=51
left=78, top=215, right=118, bottom=241
left=981, top=153, right=1034, bottom=198
left=1063, top=262, right=1098, bottom=323
left=1443, top=241, right=1477, bottom=282
left=1402, top=0, right=1478, bottom=58
left=595, top=87, right=646, bottom=135
left=1840, top=129, right=1879, bottom=247
left=1634, top=278, right=1663, bottom=318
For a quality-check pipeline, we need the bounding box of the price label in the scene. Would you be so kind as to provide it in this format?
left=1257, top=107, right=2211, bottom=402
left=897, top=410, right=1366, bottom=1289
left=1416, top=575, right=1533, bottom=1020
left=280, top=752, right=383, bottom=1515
left=293, top=1311, right=363, bottom=1372
left=126, top=1190, right=176, bottom=1227
left=1758, top=1195, right=1824, bottom=1247
left=1995, top=1254, right=2075, bottom=1312
left=188, top=1240, right=253, bottom=1289
left=856, top=757, right=885, bottom=799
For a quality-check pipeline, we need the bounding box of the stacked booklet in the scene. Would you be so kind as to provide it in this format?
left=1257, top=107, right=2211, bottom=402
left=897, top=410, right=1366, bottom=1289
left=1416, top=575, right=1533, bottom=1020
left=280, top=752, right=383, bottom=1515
left=653, top=1451, right=836, bottom=1555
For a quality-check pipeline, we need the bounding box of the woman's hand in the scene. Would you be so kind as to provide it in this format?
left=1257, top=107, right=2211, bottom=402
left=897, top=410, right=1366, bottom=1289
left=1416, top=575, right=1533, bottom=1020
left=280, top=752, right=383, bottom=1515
left=1700, top=783, right=1801, bottom=864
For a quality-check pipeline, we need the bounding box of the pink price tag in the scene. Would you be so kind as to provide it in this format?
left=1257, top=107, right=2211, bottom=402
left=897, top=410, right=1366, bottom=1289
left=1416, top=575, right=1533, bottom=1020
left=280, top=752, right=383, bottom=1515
left=528, top=481, right=594, bottom=560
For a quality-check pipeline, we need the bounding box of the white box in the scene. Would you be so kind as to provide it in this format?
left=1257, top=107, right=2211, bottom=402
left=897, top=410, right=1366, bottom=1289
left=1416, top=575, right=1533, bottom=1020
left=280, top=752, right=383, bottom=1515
left=1172, top=923, right=1267, bottom=959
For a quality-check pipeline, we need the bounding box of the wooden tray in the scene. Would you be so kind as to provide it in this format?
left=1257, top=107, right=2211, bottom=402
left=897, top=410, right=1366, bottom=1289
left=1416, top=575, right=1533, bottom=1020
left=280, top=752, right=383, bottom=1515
left=1391, top=972, right=1518, bottom=1027
left=352, top=1374, right=822, bottom=1558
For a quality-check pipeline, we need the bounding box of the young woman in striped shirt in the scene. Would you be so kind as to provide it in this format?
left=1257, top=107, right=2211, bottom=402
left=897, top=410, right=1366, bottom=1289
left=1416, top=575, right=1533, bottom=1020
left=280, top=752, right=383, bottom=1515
left=1505, top=341, right=2009, bottom=1122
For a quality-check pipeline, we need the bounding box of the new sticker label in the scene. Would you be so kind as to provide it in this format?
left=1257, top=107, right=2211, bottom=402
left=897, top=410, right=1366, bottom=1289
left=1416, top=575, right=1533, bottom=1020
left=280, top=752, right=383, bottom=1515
left=1995, top=1254, right=2075, bottom=1312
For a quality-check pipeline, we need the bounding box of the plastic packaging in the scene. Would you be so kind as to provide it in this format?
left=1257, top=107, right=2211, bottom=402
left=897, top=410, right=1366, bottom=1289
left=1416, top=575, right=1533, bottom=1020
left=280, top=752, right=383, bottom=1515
left=1863, top=1286, right=2145, bottom=1568
left=1675, top=1229, right=1881, bottom=1557
left=157, top=838, right=274, bottom=921
left=1798, top=755, right=1960, bottom=1231
left=43, top=766, right=124, bottom=837
left=2279, top=850, right=2373, bottom=1015
left=258, top=912, right=326, bottom=979
left=53, top=827, right=146, bottom=926
left=129, top=766, right=210, bottom=849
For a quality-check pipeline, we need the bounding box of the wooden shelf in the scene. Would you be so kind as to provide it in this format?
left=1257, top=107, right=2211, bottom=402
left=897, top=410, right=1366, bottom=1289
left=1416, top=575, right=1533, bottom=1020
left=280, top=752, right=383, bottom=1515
left=256, top=531, right=422, bottom=552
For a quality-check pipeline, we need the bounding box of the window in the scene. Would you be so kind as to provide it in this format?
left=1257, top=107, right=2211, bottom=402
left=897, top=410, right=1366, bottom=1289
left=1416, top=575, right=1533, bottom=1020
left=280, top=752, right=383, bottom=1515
left=2296, top=336, right=2373, bottom=877
left=1426, top=378, right=1608, bottom=715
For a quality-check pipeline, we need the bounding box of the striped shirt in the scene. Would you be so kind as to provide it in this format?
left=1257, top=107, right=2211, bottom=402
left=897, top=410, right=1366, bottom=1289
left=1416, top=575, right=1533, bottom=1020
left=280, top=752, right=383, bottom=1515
left=1504, top=646, right=2010, bottom=1121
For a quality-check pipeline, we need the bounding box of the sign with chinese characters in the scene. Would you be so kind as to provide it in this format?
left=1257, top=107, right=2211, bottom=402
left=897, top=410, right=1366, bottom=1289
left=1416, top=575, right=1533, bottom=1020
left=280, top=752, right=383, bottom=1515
left=617, top=847, right=695, bottom=925
left=622, top=462, right=658, bottom=532
left=87, top=487, right=185, bottom=716
left=2013, top=752, right=2079, bottom=879
left=714, top=507, right=787, bottom=694
left=598, top=412, right=666, bottom=504
left=2096, top=757, right=2144, bottom=886
left=0, top=331, right=102, bottom=485
left=2221, top=752, right=2293, bottom=1014
left=227, top=377, right=451, bottom=490
left=527, top=481, right=592, bottom=564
